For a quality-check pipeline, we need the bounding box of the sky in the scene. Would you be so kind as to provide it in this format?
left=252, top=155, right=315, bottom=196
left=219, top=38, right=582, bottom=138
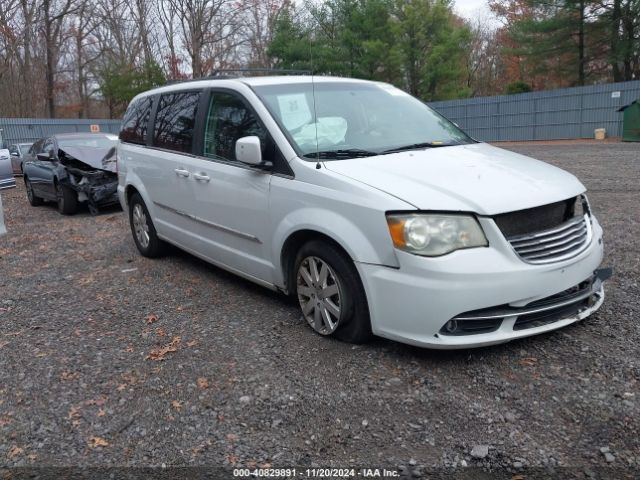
left=453, top=0, right=493, bottom=21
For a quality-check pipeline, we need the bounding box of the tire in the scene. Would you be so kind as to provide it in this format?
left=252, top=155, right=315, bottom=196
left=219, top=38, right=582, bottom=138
left=129, top=192, right=166, bottom=258
left=294, top=240, right=372, bottom=344
left=24, top=177, right=43, bottom=206
left=55, top=181, right=78, bottom=215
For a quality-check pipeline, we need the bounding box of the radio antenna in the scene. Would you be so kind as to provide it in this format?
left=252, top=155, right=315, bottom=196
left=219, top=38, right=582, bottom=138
left=309, top=39, right=320, bottom=169
left=311, top=73, right=320, bottom=169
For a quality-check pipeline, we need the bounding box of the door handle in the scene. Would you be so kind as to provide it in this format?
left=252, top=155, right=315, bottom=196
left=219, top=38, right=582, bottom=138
left=174, top=168, right=190, bottom=177
left=192, top=172, right=210, bottom=182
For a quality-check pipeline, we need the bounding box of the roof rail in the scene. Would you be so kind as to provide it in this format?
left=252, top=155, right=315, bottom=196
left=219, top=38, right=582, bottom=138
left=208, top=68, right=312, bottom=78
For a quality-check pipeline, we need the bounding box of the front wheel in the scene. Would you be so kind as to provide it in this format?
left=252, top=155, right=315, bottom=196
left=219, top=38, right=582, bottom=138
left=56, top=181, right=78, bottom=215
left=25, top=177, right=43, bottom=206
left=129, top=193, right=166, bottom=258
left=294, top=240, right=372, bottom=344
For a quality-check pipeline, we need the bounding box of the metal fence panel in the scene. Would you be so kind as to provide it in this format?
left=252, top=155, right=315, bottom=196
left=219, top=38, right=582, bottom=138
left=0, top=118, right=121, bottom=147
left=429, top=80, right=640, bottom=142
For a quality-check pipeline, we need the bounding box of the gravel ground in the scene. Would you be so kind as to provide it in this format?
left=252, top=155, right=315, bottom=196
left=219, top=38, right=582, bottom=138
left=0, top=142, right=638, bottom=478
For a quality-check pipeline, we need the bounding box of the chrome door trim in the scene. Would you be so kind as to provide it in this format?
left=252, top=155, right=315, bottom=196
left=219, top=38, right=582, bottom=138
left=153, top=201, right=262, bottom=244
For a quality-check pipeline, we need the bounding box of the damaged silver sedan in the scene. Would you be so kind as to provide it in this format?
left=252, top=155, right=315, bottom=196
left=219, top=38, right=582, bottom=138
left=22, top=133, right=119, bottom=215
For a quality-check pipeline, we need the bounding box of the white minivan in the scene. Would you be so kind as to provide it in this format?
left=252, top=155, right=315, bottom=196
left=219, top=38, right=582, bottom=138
left=117, top=75, right=609, bottom=349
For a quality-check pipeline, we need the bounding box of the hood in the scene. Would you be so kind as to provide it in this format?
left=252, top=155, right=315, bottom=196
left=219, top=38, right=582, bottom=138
left=323, top=143, right=585, bottom=215
left=59, top=145, right=117, bottom=173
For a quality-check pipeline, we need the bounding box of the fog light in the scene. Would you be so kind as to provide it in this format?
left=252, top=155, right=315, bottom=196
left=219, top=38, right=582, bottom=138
left=444, top=319, right=458, bottom=333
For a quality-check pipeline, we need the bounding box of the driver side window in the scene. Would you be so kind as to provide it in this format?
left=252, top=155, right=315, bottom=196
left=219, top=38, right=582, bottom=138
left=203, top=92, right=268, bottom=163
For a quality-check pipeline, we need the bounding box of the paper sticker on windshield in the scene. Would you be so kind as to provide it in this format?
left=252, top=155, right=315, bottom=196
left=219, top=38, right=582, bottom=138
left=277, top=94, right=312, bottom=130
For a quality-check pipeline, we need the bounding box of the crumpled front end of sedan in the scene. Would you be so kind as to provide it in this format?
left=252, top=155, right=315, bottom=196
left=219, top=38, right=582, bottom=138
left=359, top=194, right=609, bottom=349
left=59, top=147, right=119, bottom=214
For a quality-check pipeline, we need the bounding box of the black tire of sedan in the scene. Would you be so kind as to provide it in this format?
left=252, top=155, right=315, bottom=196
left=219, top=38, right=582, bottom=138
left=129, top=193, right=165, bottom=258
left=24, top=177, right=43, bottom=206
left=55, top=181, right=78, bottom=215
left=294, top=240, right=372, bottom=344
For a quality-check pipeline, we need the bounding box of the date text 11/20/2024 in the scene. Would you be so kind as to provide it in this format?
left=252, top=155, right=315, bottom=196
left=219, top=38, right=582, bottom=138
left=233, top=468, right=401, bottom=478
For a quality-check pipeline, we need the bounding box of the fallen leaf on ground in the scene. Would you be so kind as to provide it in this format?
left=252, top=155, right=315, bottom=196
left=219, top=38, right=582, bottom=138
left=156, top=327, right=166, bottom=337
left=197, top=377, right=209, bottom=389
left=8, top=446, right=23, bottom=458
left=97, top=408, right=106, bottom=417
left=61, top=371, right=80, bottom=381
left=146, top=336, right=181, bottom=361
left=68, top=406, right=81, bottom=420
left=519, top=357, right=538, bottom=366
left=145, top=314, right=158, bottom=324
left=88, top=436, right=109, bottom=448
left=171, top=400, right=182, bottom=411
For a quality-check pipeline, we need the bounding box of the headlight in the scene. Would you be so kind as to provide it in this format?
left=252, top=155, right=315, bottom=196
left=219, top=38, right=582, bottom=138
left=386, top=213, right=488, bottom=256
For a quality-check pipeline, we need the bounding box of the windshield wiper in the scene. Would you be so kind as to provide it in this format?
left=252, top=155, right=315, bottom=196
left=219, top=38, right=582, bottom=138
left=303, top=149, right=379, bottom=160
left=382, top=142, right=458, bottom=154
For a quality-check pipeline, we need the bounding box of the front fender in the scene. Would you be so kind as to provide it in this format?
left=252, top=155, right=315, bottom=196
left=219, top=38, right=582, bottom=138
left=271, top=207, right=399, bottom=287
left=121, top=170, right=156, bottom=218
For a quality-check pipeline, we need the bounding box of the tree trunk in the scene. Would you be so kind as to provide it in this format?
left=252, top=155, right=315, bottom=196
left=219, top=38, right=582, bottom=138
left=43, top=0, right=56, bottom=118
left=611, top=0, right=622, bottom=82
left=577, top=0, right=585, bottom=86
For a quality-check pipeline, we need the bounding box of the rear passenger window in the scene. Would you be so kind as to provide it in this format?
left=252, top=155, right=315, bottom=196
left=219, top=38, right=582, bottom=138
left=153, top=92, right=201, bottom=153
left=204, top=92, right=268, bottom=162
left=120, top=97, right=153, bottom=144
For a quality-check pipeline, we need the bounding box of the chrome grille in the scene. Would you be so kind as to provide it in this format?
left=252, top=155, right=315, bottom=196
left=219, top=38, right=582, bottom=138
left=507, top=214, right=592, bottom=264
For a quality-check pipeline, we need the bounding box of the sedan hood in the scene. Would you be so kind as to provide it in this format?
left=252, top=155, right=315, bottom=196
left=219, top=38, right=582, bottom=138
left=59, top=146, right=117, bottom=173
left=323, top=143, right=585, bottom=215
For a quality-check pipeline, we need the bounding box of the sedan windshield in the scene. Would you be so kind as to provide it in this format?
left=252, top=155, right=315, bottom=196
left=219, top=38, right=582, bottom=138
left=253, top=81, right=474, bottom=160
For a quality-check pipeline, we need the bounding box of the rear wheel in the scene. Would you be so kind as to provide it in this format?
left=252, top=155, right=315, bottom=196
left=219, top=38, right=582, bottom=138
left=55, top=181, right=78, bottom=215
left=129, top=193, right=166, bottom=257
left=294, top=240, right=372, bottom=343
left=24, top=177, right=43, bottom=206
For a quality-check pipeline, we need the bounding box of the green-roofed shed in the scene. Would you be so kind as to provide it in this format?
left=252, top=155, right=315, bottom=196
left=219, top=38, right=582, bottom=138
left=618, top=100, right=640, bottom=142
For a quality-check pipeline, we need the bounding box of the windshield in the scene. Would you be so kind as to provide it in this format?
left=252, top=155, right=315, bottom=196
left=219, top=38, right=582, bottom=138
left=58, top=136, right=117, bottom=149
left=253, top=82, right=474, bottom=160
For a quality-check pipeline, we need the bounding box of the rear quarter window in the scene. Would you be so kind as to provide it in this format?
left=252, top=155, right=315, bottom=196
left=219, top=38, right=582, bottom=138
left=153, top=91, right=201, bottom=153
left=120, top=97, right=153, bottom=144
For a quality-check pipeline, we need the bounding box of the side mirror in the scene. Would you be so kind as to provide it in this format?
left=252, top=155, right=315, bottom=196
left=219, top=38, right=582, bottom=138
left=235, top=136, right=264, bottom=166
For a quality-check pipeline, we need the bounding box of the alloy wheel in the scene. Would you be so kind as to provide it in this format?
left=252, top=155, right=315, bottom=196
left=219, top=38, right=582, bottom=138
left=296, top=256, right=342, bottom=335
left=132, top=203, right=150, bottom=249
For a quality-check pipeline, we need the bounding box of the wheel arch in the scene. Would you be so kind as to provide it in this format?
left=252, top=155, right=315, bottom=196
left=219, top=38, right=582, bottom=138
left=280, top=229, right=354, bottom=295
left=125, top=184, right=141, bottom=206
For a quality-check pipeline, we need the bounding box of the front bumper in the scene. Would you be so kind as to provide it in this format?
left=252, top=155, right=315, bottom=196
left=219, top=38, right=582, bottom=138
left=357, top=215, right=607, bottom=349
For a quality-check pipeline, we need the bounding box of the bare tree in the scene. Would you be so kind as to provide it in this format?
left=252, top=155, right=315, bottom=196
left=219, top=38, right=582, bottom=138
left=40, top=0, right=79, bottom=117
left=243, top=0, right=288, bottom=68
left=167, top=0, right=246, bottom=78
left=466, top=16, right=503, bottom=96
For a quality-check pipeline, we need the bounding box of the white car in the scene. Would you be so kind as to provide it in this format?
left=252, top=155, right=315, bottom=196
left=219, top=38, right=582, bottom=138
left=117, top=76, right=609, bottom=349
left=1, top=148, right=17, bottom=236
